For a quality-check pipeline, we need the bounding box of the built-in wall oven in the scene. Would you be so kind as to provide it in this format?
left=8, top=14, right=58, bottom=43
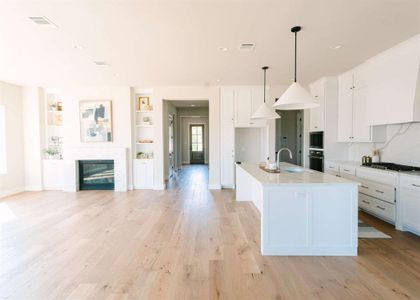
left=309, top=131, right=324, bottom=149
left=309, top=150, right=324, bottom=172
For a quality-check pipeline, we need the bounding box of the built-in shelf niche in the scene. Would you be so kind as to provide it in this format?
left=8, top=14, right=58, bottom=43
left=134, top=94, right=154, bottom=160
left=45, top=93, right=63, bottom=160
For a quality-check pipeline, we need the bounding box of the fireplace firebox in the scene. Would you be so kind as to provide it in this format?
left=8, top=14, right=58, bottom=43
left=78, top=160, right=115, bottom=190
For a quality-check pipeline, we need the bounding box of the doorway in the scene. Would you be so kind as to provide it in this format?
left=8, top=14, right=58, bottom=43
left=190, top=124, right=205, bottom=164
left=275, top=110, right=303, bottom=165
left=168, top=114, right=175, bottom=178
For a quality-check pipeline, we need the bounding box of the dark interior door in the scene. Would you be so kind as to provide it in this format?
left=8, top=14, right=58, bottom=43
left=190, top=124, right=204, bottom=164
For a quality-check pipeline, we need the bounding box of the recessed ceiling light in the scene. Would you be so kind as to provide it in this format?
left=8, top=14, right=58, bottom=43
left=218, top=47, right=228, bottom=52
left=191, top=104, right=196, bottom=107
left=330, top=45, right=343, bottom=50
left=114, top=73, right=119, bottom=77
left=216, top=79, right=221, bottom=83
left=94, top=61, right=109, bottom=66
left=73, top=45, right=83, bottom=50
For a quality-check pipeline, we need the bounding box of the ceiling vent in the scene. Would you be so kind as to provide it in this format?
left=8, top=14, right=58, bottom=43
left=28, top=16, right=57, bottom=28
left=239, top=43, right=256, bottom=51
left=94, top=61, right=108, bottom=66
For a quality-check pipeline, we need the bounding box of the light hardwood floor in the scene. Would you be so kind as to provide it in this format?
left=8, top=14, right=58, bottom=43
left=1, top=165, right=420, bottom=299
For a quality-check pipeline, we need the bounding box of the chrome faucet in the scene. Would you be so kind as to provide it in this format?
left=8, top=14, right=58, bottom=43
left=276, top=148, right=293, bottom=169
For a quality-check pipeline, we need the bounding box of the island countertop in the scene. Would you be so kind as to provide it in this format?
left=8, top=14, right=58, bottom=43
left=237, top=162, right=360, bottom=187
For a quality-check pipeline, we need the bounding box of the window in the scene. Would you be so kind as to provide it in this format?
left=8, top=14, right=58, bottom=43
left=0, top=105, right=6, bottom=174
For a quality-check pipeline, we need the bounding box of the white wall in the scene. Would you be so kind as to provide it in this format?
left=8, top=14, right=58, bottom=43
left=0, top=81, right=24, bottom=198
left=349, top=122, right=420, bottom=166
left=61, top=86, right=133, bottom=189
left=154, top=86, right=220, bottom=189
left=22, top=87, right=44, bottom=191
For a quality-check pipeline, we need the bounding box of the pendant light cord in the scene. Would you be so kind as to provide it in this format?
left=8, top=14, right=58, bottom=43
left=263, top=68, right=266, bottom=103
left=294, top=30, right=297, bottom=83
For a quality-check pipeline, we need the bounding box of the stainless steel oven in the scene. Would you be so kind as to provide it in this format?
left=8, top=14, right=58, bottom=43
left=309, top=131, right=324, bottom=149
left=309, top=150, right=324, bottom=172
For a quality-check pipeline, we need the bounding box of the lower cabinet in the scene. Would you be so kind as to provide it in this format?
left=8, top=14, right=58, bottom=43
left=43, top=159, right=64, bottom=190
left=400, top=175, right=420, bottom=235
left=359, top=193, right=395, bottom=223
left=133, top=159, right=153, bottom=189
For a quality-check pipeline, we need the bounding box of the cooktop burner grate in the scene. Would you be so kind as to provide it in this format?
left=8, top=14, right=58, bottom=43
left=364, top=162, right=420, bottom=172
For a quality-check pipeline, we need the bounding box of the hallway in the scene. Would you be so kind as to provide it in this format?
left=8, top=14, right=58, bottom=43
left=167, top=164, right=209, bottom=191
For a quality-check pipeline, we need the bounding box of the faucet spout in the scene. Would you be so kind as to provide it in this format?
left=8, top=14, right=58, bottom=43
left=276, top=148, right=293, bottom=169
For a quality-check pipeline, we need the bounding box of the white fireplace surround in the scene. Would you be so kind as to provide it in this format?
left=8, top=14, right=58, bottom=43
left=63, top=147, right=128, bottom=192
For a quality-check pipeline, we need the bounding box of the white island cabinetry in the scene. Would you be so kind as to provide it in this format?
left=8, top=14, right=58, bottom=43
left=236, top=163, right=359, bottom=256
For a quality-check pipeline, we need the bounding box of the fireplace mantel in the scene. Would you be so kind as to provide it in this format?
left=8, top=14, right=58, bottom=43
left=63, top=147, right=128, bottom=192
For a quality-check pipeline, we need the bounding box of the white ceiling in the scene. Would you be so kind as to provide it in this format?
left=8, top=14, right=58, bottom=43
left=0, top=0, right=419, bottom=87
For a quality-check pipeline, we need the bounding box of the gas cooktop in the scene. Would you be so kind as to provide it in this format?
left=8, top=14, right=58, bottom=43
left=363, top=162, right=420, bottom=172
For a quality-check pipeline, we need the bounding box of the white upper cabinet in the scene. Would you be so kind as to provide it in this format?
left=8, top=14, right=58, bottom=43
left=337, top=91, right=354, bottom=142
left=221, top=87, right=235, bottom=124
left=229, top=86, right=267, bottom=128
left=309, top=80, right=325, bottom=132
left=338, top=71, right=354, bottom=95
left=353, top=64, right=369, bottom=89
left=352, top=87, right=371, bottom=142
left=337, top=64, right=386, bottom=143
left=234, top=88, right=253, bottom=126
left=366, top=36, right=420, bottom=125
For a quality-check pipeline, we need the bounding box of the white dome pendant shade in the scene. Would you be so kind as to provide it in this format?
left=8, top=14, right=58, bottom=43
left=251, top=66, right=280, bottom=120
left=273, top=26, right=319, bottom=110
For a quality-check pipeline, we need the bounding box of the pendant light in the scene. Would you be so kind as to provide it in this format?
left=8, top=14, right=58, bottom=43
left=273, top=26, right=319, bottom=110
left=251, top=66, right=281, bottom=120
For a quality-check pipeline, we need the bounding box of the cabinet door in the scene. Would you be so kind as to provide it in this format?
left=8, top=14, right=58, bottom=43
left=338, top=71, right=354, bottom=95
left=401, top=187, right=420, bottom=233
left=250, top=86, right=267, bottom=127
left=221, top=124, right=235, bottom=187
left=43, top=160, right=63, bottom=189
left=221, top=87, right=234, bottom=124
left=234, top=88, right=253, bottom=127
left=352, top=87, right=371, bottom=142
left=309, top=82, right=325, bottom=131
left=337, top=92, right=353, bottom=142
left=353, top=64, right=369, bottom=89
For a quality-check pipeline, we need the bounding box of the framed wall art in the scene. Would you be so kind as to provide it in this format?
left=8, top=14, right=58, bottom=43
left=79, top=100, right=113, bottom=142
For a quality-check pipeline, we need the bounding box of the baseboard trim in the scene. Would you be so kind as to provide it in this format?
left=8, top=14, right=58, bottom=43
left=25, top=185, right=43, bottom=191
left=153, top=183, right=166, bottom=190
left=208, top=184, right=222, bottom=190
left=0, top=187, right=25, bottom=199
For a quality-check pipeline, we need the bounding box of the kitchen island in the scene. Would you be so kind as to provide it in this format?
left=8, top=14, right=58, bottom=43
left=236, top=162, right=359, bottom=256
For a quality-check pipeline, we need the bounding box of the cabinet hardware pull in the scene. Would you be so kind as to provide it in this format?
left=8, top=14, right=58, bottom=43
left=329, top=166, right=334, bottom=169
left=376, top=205, right=385, bottom=210
left=412, top=184, right=420, bottom=188
left=361, top=185, right=368, bottom=189
left=344, top=169, right=350, bottom=172
left=375, top=189, right=384, bottom=194
left=362, top=200, right=370, bottom=204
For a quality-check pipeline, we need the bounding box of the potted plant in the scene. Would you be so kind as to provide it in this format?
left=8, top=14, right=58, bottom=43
left=44, top=147, right=60, bottom=160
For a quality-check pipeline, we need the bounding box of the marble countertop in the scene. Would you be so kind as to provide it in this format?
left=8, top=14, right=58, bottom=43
left=237, top=162, right=360, bottom=186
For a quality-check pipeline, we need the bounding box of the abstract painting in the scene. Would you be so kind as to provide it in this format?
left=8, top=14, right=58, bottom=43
left=79, top=100, right=113, bottom=142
